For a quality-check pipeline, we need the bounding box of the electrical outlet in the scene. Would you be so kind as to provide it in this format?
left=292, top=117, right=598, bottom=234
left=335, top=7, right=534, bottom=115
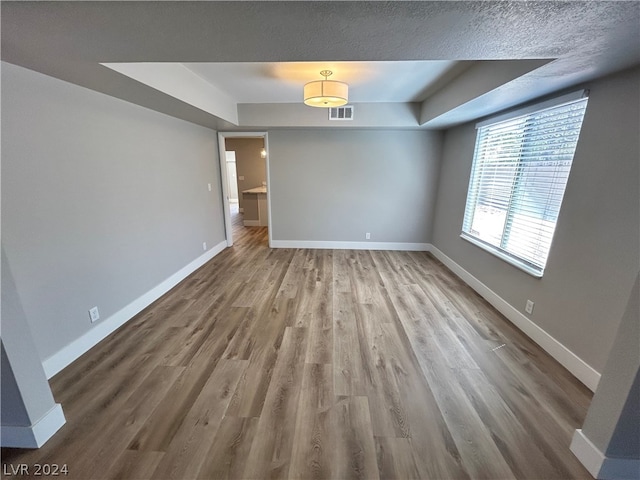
left=366, top=232, right=371, bottom=240
left=207, top=183, right=212, bottom=191
left=203, top=242, right=207, bottom=251
left=525, top=299, right=535, bottom=315
left=89, top=306, right=100, bottom=323
left=238, top=175, right=245, bottom=181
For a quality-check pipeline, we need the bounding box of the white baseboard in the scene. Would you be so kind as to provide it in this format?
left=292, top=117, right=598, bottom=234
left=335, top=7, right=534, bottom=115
left=270, top=240, right=431, bottom=251
left=429, top=246, right=600, bottom=392
left=42, top=240, right=227, bottom=379
left=1, top=403, right=65, bottom=448
left=243, top=220, right=261, bottom=227
left=571, top=429, right=604, bottom=478
left=570, top=429, right=640, bottom=479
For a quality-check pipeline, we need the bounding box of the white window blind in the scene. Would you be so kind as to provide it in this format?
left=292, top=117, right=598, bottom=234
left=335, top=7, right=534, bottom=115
left=461, top=92, right=589, bottom=277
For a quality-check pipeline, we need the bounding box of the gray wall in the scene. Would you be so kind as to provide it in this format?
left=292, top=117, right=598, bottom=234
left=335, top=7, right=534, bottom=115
left=238, top=102, right=421, bottom=129
left=608, top=369, right=640, bottom=458
left=581, top=273, right=639, bottom=457
left=431, top=67, right=640, bottom=372
left=268, top=129, right=442, bottom=244
left=1, top=345, right=29, bottom=426
left=1, top=246, right=59, bottom=434
left=2, top=63, right=226, bottom=363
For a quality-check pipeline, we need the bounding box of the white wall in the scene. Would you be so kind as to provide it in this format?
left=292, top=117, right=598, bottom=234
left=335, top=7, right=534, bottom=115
left=431, top=66, right=640, bottom=374
left=1, top=63, right=226, bottom=364
left=268, top=129, right=442, bottom=246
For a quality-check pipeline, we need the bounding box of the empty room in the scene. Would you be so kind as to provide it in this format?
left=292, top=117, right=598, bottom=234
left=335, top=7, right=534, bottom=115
left=1, top=2, right=638, bottom=479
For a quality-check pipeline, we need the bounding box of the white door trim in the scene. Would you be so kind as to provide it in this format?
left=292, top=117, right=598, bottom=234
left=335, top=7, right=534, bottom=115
left=217, top=131, right=271, bottom=248
left=217, top=132, right=233, bottom=247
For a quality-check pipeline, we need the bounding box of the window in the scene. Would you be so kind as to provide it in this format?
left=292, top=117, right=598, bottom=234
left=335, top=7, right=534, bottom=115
left=461, top=91, right=589, bottom=277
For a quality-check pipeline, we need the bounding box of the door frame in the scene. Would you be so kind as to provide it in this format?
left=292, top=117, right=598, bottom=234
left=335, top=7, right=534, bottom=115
left=217, top=131, right=271, bottom=247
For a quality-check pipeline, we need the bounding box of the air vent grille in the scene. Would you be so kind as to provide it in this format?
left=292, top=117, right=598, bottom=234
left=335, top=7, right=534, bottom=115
left=329, top=105, right=354, bottom=121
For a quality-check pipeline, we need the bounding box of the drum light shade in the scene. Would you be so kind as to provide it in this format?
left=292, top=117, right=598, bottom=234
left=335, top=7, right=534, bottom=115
left=303, top=70, right=348, bottom=108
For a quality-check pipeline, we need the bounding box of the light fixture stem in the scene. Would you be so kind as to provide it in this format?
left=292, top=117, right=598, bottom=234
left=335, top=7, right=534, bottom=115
left=319, top=70, right=333, bottom=80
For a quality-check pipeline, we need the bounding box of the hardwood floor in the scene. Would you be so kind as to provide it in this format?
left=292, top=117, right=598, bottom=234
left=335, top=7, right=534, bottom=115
left=1, top=211, right=593, bottom=479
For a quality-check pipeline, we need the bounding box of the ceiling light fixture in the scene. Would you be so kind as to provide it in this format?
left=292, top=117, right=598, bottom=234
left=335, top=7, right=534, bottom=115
left=303, top=70, right=348, bottom=108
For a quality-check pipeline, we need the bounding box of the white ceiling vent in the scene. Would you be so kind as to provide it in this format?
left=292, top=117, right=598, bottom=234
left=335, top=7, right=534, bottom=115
left=329, top=105, right=354, bottom=121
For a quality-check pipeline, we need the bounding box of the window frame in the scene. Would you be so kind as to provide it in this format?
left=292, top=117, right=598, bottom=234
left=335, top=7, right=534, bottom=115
left=460, top=90, right=589, bottom=278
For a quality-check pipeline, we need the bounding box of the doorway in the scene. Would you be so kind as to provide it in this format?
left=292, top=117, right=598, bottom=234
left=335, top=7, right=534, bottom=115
left=225, top=151, right=239, bottom=204
left=217, top=132, right=271, bottom=247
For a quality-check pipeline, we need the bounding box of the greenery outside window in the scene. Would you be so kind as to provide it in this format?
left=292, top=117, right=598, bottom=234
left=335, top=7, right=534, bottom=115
left=461, top=91, right=589, bottom=277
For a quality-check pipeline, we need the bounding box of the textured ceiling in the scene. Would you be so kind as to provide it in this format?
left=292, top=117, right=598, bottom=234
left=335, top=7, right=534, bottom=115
left=2, top=1, right=639, bottom=129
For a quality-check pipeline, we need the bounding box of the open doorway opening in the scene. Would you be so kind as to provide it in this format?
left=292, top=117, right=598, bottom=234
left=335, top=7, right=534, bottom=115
left=217, top=132, right=271, bottom=247
left=225, top=151, right=239, bottom=206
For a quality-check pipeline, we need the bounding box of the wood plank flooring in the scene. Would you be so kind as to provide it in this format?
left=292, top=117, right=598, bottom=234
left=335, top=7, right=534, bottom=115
left=1, top=210, right=593, bottom=479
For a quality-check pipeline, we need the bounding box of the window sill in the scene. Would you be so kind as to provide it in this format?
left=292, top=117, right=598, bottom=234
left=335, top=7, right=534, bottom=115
left=460, top=233, right=544, bottom=278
